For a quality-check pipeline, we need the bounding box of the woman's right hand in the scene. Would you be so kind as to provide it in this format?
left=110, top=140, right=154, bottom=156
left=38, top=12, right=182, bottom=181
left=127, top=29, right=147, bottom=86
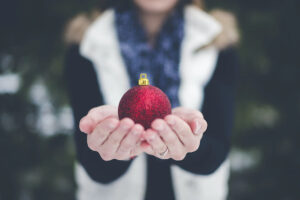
left=79, top=105, right=144, bottom=161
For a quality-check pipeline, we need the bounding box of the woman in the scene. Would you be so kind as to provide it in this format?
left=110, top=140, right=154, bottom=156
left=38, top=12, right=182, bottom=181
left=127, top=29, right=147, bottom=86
left=64, top=0, right=239, bottom=199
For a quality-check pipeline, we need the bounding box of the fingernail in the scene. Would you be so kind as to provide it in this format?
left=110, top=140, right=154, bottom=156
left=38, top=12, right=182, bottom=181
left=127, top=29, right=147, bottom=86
left=133, top=129, right=141, bottom=136
left=147, top=134, right=155, bottom=142
left=194, top=120, right=202, bottom=135
left=121, top=123, right=131, bottom=130
left=154, top=122, right=164, bottom=131
left=167, top=117, right=175, bottom=125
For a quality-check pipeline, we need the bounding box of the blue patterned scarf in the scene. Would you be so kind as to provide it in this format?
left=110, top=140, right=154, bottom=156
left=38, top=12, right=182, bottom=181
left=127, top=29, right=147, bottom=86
left=115, top=5, right=184, bottom=108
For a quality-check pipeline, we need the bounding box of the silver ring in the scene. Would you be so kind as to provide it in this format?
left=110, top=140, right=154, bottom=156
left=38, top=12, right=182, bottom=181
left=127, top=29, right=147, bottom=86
left=158, top=148, right=169, bottom=158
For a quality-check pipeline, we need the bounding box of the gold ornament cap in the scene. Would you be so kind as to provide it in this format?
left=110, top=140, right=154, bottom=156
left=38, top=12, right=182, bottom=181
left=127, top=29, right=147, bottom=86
left=138, top=73, right=150, bottom=85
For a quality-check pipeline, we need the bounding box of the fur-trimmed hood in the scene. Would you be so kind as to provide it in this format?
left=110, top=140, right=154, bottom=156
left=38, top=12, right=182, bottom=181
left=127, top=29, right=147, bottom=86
left=64, top=6, right=239, bottom=50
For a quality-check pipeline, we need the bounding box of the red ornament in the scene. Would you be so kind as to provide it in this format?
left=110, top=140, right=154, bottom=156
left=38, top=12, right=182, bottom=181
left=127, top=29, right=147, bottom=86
left=118, top=73, right=172, bottom=129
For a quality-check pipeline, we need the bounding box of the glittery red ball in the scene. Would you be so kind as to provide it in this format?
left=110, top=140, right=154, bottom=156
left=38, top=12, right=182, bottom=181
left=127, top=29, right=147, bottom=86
left=118, top=85, right=172, bottom=129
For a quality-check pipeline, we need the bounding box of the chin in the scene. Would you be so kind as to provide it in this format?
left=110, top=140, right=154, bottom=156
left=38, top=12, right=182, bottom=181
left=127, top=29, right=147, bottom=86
left=134, top=0, right=179, bottom=14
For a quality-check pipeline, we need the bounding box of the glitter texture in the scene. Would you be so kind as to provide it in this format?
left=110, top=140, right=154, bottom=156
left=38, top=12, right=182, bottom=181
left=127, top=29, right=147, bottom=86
left=118, top=85, right=172, bottom=129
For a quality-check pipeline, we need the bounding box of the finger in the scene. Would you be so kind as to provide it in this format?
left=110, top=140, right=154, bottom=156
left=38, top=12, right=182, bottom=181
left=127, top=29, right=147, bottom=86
left=140, top=141, right=155, bottom=155
left=151, top=119, right=185, bottom=160
left=143, top=129, right=169, bottom=159
left=172, top=107, right=203, bottom=120
left=117, top=124, right=144, bottom=159
left=100, top=118, right=134, bottom=161
left=190, top=118, right=208, bottom=136
left=165, top=115, right=200, bottom=152
left=79, top=117, right=94, bottom=134
left=87, top=117, right=119, bottom=151
left=130, top=144, right=144, bottom=157
left=80, top=105, right=118, bottom=134
left=172, top=108, right=206, bottom=135
left=165, top=115, right=191, bottom=142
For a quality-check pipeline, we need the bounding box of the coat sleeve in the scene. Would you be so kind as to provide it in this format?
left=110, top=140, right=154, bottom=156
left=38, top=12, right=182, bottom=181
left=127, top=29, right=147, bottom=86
left=64, top=45, right=133, bottom=183
left=172, top=47, right=239, bottom=174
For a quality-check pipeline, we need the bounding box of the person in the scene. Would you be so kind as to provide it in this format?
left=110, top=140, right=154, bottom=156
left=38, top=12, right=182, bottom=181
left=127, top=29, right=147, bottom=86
left=64, top=0, right=239, bottom=199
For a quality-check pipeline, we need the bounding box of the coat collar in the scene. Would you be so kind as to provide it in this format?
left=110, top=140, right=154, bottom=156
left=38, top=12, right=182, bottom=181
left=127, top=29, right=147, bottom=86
left=80, top=5, right=222, bottom=57
left=80, top=5, right=222, bottom=110
left=183, top=5, right=222, bottom=52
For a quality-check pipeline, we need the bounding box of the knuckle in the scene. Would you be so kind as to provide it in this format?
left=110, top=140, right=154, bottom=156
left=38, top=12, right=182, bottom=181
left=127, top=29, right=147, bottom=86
left=116, top=154, right=129, bottom=160
left=102, top=156, right=111, bottom=161
left=87, top=138, right=96, bottom=151
left=186, top=144, right=194, bottom=152
left=199, top=134, right=204, bottom=140
left=100, top=152, right=112, bottom=161
left=88, top=107, right=98, bottom=115
left=190, top=140, right=199, bottom=151
left=197, top=112, right=204, bottom=119
left=173, top=154, right=185, bottom=161
left=194, top=145, right=200, bottom=152
left=203, top=120, right=208, bottom=131
left=87, top=142, right=96, bottom=151
left=114, top=154, right=122, bottom=160
left=172, top=153, right=180, bottom=161
left=173, top=156, right=181, bottom=161
left=188, top=143, right=198, bottom=152
left=179, top=152, right=186, bottom=160
left=180, top=154, right=186, bottom=160
left=193, top=143, right=200, bottom=152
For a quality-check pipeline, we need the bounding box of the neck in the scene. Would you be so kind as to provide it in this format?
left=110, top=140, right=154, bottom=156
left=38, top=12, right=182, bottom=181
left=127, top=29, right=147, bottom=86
left=138, top=11, right=170, bottom=45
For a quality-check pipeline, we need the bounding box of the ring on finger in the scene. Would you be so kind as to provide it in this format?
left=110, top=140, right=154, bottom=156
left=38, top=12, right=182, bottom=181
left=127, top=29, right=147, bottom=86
left=158, top=147, right=169, bottom=158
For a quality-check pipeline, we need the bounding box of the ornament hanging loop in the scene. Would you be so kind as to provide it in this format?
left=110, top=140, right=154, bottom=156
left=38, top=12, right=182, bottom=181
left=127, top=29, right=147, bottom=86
left=139, top=73, right=150, bottom=86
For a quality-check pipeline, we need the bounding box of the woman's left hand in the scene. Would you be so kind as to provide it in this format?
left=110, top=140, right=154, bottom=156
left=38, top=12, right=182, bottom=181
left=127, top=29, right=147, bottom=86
left=141, top=107, right=208, bottom=160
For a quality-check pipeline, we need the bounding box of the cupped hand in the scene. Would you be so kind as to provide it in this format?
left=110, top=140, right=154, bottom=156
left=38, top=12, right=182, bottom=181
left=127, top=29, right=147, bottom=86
left=141, top=107, right=207, bottom=160
left=79, top=105, right=144, bottom=161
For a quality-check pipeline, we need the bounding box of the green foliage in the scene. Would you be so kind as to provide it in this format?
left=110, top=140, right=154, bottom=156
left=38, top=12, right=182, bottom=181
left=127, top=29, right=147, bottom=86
left=1, top=0, right=300, bottom=199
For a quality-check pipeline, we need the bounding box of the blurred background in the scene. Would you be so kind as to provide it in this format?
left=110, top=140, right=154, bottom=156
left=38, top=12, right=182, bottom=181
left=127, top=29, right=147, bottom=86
left=0, top=0, right=299, bottom=199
